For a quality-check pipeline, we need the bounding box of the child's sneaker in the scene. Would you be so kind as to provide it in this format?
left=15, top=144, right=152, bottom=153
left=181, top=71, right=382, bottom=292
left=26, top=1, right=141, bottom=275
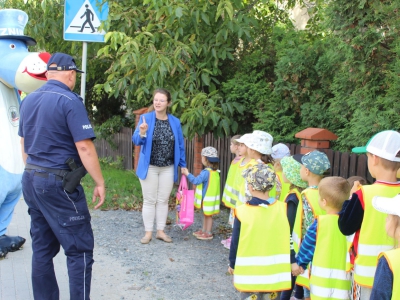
left=221, top=236, right=232, bottom=249
left=193, top=229, right=203, bottom=237
left=197, top=232, right=213, bottom=240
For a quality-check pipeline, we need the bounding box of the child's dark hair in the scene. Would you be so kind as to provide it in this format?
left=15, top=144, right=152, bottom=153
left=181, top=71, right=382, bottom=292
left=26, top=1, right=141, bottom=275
left=347, top=176, right=368, bottom=187
left=289, top=183, right=305, bottom=193
left=260, top=154, right=274, bottom=165
left=205, top=159, right=219, bottom=171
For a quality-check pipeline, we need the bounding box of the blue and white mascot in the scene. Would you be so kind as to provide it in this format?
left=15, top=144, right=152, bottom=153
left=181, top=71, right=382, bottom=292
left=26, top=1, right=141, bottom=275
left=0, top=9, right=50, bottom=258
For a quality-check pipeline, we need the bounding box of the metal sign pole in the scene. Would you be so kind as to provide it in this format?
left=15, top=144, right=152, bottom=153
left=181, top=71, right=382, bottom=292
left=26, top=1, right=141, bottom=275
left=80, top=41, right=87, bottom=104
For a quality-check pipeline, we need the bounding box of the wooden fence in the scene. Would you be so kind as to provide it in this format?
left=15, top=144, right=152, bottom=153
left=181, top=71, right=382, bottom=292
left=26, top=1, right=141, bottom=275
left=94, top=127, right=133, bottom=170
left=94, top=128, right=372, bottom=191
left=196, top=133, right=372, bottom=191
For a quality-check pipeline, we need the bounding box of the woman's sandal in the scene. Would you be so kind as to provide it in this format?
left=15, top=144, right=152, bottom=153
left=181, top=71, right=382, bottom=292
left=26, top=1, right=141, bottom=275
left=140, top=236, right=152, bottom=244
left=156, top=234, right=172, bottom=243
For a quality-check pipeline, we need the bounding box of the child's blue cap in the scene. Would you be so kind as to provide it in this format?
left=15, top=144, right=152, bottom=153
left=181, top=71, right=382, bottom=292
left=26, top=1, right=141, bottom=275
left=293, top=150, right=330, bottom=175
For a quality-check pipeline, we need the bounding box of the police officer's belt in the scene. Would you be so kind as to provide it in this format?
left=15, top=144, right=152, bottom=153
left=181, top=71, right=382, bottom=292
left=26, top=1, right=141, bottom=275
left=25, top=164, right=69, bottom=179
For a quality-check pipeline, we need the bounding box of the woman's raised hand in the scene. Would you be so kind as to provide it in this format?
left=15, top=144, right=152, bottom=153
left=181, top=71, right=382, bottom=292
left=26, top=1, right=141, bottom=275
left=139, top=116, right=148, bottom=136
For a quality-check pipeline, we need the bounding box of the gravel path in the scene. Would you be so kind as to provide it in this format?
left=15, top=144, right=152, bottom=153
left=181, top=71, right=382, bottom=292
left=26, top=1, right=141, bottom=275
left=90, top=208, right=240, bottom=300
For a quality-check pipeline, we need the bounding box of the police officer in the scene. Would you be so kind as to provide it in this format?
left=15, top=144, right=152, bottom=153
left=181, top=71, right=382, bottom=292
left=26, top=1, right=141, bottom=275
left=19, top=53, right=105, bottom=300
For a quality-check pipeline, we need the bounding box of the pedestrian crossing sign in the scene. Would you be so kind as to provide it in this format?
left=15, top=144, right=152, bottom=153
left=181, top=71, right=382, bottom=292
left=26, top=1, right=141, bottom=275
left=63, top=0, right=108, bottom=42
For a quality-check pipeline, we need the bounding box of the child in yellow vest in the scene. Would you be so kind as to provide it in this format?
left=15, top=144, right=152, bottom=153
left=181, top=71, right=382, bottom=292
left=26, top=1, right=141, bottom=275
left=271, top=143, right=291, bottom=201
left=233, top=133, right=257, bottom=205
left=221, top=135, right=242, bottom=249
left=242, top=130, right=274, bottom=202
left=221, top=135, right=242, bottom=216
left=292, top=150, right=331, bottom=300
left=296, top=177, right=352, bottom=300
left=371, top=193, right=400, bottom=299
left=228, top=164, right=291, bottom=299
left=338, top=130, right=400, bottom=300
left=279, top=156, right=308, bottom=300
left=181, top=147, right=220, bottom=240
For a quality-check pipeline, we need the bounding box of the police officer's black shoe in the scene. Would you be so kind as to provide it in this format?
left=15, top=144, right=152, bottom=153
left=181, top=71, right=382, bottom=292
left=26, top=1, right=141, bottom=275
left=0, top=246, right=8, bottom=259
left=0, top=235, right=26, bottom=252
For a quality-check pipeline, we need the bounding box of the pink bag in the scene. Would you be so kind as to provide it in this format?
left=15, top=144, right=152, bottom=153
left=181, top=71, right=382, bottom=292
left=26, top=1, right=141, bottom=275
left=176, top=175, right=195, bottom=230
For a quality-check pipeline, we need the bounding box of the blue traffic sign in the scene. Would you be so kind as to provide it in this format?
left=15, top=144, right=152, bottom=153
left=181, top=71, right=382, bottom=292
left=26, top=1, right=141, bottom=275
left=64, top=0, right=108, bottom=43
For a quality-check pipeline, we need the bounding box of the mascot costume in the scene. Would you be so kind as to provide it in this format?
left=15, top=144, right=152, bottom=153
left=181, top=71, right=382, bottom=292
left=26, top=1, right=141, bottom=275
left=0, top=9, right=50, bottom=258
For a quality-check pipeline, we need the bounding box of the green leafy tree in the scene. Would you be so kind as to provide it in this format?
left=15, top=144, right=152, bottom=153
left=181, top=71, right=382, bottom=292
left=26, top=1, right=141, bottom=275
left=95, top=0, right=268, bottom=139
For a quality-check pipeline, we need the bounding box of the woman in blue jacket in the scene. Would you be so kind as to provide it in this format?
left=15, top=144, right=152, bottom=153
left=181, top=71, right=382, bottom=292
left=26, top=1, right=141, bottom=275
left=132, top=88, right=186, bottom=244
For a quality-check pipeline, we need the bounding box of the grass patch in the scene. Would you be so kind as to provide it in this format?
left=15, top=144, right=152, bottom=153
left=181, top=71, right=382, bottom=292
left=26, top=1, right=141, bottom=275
left=81, top=159, right=143, bottom=210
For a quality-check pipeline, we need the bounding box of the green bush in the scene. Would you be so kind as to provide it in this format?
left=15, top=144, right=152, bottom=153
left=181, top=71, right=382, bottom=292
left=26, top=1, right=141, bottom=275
left=81, top=160, right=142, bottom=210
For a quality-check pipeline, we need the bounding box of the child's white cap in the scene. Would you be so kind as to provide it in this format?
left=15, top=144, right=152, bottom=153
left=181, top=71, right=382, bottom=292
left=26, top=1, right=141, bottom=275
left=201, top=146, right=219, bottom=162
left=271, top=143, right=290, bottom=159
left=352, top=130, right=400, bottom=162
left=245, top=130, right=273, bottom=155
left=372, top=194, right=400, bottom=217
left=235, top=133, right=252, bottom=144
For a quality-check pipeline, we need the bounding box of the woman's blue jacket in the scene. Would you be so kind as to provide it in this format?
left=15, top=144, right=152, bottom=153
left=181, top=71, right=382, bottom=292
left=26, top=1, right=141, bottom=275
left=132, top=111, right=187, bottom=182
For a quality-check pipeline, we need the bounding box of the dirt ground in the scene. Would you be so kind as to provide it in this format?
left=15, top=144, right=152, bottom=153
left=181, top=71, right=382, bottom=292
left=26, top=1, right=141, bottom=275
left=89, top=208, right=240, bottom=300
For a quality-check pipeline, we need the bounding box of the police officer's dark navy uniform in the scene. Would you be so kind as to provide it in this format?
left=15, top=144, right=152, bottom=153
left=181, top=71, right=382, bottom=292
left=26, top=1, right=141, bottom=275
left=19, top=53, right=105, bottom=300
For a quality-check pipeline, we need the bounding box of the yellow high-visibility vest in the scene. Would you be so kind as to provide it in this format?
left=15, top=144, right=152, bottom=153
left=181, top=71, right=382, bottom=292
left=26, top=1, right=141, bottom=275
left=354, top=184, right=400, bottom=287
left=222, top=159, right=241, bottom=208
left=276, top=170, right=291, bottom=202
left=236, top=158, right=257, bottom=205
left=234, top=201, right=291, bottom=292
left=310, top=215, right=351, bottom=300
left=293, top=187, right=326, bottom=288
left=194, top=168, right=220, bottom=216
left=378, top=249, right=400, bottom=300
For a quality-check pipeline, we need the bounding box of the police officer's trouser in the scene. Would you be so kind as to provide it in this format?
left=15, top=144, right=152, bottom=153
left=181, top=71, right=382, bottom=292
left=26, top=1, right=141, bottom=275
left=22, top=169, right=94, bottom=300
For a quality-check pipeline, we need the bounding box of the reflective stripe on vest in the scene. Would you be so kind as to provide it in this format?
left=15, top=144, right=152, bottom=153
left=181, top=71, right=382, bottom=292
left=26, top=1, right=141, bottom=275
left=354, top=184, right=400, bottom=287
left=294, top=190, right=327, bottom=290
left=194, top=169, right=220, bottom=215
left=310, top=215, right=351, bottom=300
left=310, top=284, right=350, bottom=300
left=346, top=234, right=355, bottom=271
left=222, top=160, right=240, bottom=208
left=286, top=188, right=302, bottom=251
left=293, top=188, right=324, bottom=253
left=236, top=254, right=289, bottom=266
left=235, top=272, right=291, bottom=285
left=380, top=249, right=400, bottom=300
left=234, top=202, right=291, bottom=292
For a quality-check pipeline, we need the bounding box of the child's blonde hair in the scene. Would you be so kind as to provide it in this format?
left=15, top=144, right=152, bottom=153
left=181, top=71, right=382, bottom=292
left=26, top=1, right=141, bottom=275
left=231, top=135, right=242, bottom=146
left=375, top=155, right=400, bottom=172
left=319, top=177, right=351, bottom=210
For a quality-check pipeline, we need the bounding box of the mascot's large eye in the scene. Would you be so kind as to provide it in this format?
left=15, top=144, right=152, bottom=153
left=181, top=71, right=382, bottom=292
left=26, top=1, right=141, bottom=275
left=9, top=44, right=16, bottom=49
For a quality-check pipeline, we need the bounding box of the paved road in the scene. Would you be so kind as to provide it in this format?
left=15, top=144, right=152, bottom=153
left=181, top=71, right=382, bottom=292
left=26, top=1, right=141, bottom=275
left=0, top=199, right=69, bottom=300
